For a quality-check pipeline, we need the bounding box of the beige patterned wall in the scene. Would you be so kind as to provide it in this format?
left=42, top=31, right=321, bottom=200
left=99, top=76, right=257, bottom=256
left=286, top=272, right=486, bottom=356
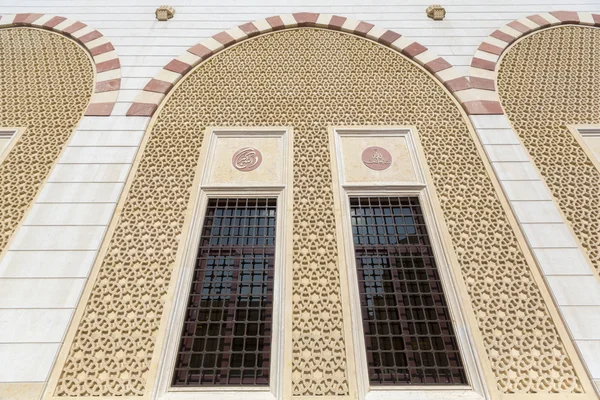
left=0, top=27, right=93, bottom=251
left=498, top=26, right=600, bottom=277
left=55, top=28, right=582, bottom=397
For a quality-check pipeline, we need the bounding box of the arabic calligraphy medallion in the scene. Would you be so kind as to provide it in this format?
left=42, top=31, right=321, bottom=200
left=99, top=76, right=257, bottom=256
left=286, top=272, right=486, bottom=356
left=362, top=146, right=392, bottom=170
left=232, top=147, right=262, bottom=172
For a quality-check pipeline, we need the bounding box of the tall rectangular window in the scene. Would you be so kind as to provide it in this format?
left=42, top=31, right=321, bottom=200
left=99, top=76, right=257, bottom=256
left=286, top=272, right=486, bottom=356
left=172, top=198, right=277, bottom=387
left=0, top=129, right=20, bottom=159
left=349, top=196, right=466, bottom=386
left=0, top=130, right=16, bottom=155
left=577, top=128, right=600, bottom=162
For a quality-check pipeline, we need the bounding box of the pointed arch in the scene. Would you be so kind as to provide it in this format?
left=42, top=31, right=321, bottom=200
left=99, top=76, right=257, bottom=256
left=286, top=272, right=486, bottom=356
left=127, top=12, right=473, bottom=117
left=467, top=10, right=600, bottom=115
left=0, top=13, right=121, bottom=116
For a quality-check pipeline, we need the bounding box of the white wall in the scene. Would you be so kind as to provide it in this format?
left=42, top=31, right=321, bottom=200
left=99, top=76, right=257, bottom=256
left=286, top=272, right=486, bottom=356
left=3, top=0, right=600, bottom=115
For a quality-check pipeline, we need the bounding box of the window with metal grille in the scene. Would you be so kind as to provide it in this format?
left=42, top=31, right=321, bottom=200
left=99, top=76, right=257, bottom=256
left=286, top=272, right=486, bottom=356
left=172, top=198, right=277, bottom=387
left=0, top=129, right=18, bottom=158
left=350, top=196, right=467, bottom=385
left=577, top=127, right=600, bottom=162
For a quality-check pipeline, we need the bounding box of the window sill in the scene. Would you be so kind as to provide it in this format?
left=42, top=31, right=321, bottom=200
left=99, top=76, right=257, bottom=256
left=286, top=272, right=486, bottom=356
left=366, top=387, right=484, bottom=400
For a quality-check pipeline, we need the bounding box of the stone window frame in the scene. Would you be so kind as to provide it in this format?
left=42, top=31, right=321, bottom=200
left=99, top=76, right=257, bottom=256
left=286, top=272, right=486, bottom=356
left=153, top=127, right=293, bottom=400
left=329, top=126, right=489, bottom=400
left=0, top=127, right=25, bottom=163
left=171, top=196, right=278, bottom=387
left=569, top=125, right=600, bottom=167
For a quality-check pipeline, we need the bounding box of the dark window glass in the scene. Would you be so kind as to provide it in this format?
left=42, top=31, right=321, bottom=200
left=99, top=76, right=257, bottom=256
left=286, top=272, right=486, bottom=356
left=350, top=197, right=467, bottom=385
left=172, top=198, right=277, bottom=386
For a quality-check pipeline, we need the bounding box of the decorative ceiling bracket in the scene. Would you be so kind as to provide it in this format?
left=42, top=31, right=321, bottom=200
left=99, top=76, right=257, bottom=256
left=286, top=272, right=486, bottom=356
left=156, top=5, right=175, bottom=21
left=426, top=5, right=446, bottom=21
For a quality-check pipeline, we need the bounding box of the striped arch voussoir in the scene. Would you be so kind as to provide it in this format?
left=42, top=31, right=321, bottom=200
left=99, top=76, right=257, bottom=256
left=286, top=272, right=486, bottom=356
left=0, top=13, right=121, bottom=116
left=466, top=11, right=600, bottom=115
left=127, top=12, right=472, bottom=117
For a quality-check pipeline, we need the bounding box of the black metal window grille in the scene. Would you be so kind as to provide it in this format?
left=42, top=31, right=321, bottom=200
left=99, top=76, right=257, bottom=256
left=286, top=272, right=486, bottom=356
left=172, top=198, right=277, bottom=387
left=350, top=196, right=467, bottom=385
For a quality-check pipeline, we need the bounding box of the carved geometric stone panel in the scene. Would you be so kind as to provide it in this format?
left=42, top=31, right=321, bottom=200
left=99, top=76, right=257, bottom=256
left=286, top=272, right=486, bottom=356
left=0, top=28, right=93, bottom=253
left=498, top=26, right=600, bottom=278
left=56, top=28, right=581, bottom=397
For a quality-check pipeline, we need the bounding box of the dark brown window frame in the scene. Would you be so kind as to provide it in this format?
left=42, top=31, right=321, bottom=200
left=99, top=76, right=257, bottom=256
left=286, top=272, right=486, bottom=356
left=172, top=197, right=277, bottom=387
left=348, top=196, right=467, bottom=386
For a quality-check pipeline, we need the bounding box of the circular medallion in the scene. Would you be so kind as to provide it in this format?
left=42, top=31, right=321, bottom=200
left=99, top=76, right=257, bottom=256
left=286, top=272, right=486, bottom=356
left=232, top=147, right=262, bottom=172
left=362, top=146, right=392, bottom=170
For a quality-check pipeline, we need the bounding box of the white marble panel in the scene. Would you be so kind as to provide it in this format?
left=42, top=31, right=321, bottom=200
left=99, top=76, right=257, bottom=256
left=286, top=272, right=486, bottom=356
left=78, top=116, right=150, bottom=131
left=120, top=66, right=163, bottom=78
left=561, top=306, right=600, bottom=340
left=547, top=276, right=600, bottom=306
left=37, top=183, right=124, bottom=203
left=501, top=181, right=552, bottom=201
left=533, top=248, right=594, bottom=276
left=60, top=147, right=137, bottom=164
left=0, top=278, right=85, bottom=308
left=69, top=130, right=144, bottom=147
left=116, top=90, right=143, bottom=102
left=23, top=203, right=115, bottom=226
left=49, top=164, right=131, bottom=183
left=521, top=224, right=579, bottom=248
left=0, top=343, right=60, bottom=382
left=10, top=226, right=106, bottom=251
left=477, top=129, right=520, bottom=145
left=493, top=162, right=539, bottom=181
left=0, top=251, right=97, bottom=278
left=111, top=103, right=134, bottom=116
left=469, top=115, right=512, bottom=130
left=484, top=145, right=530, bottom=162
left=511, top=201, right=563, bottom=223
left=0, top=309, right=73, bottom=343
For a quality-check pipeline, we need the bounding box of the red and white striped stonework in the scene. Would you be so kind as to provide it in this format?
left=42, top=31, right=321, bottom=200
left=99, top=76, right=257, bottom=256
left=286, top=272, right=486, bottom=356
left=0, top=13, right=121, bottom=116
left=468, top=11, right=600, bottom=115
left=127, top=12, right=472, bottom=117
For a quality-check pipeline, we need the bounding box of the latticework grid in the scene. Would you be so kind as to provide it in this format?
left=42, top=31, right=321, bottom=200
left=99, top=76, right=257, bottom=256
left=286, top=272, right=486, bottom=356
left=172, top=198, right=277, bottom=386
left=350, top=197, right=467, bottom=385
